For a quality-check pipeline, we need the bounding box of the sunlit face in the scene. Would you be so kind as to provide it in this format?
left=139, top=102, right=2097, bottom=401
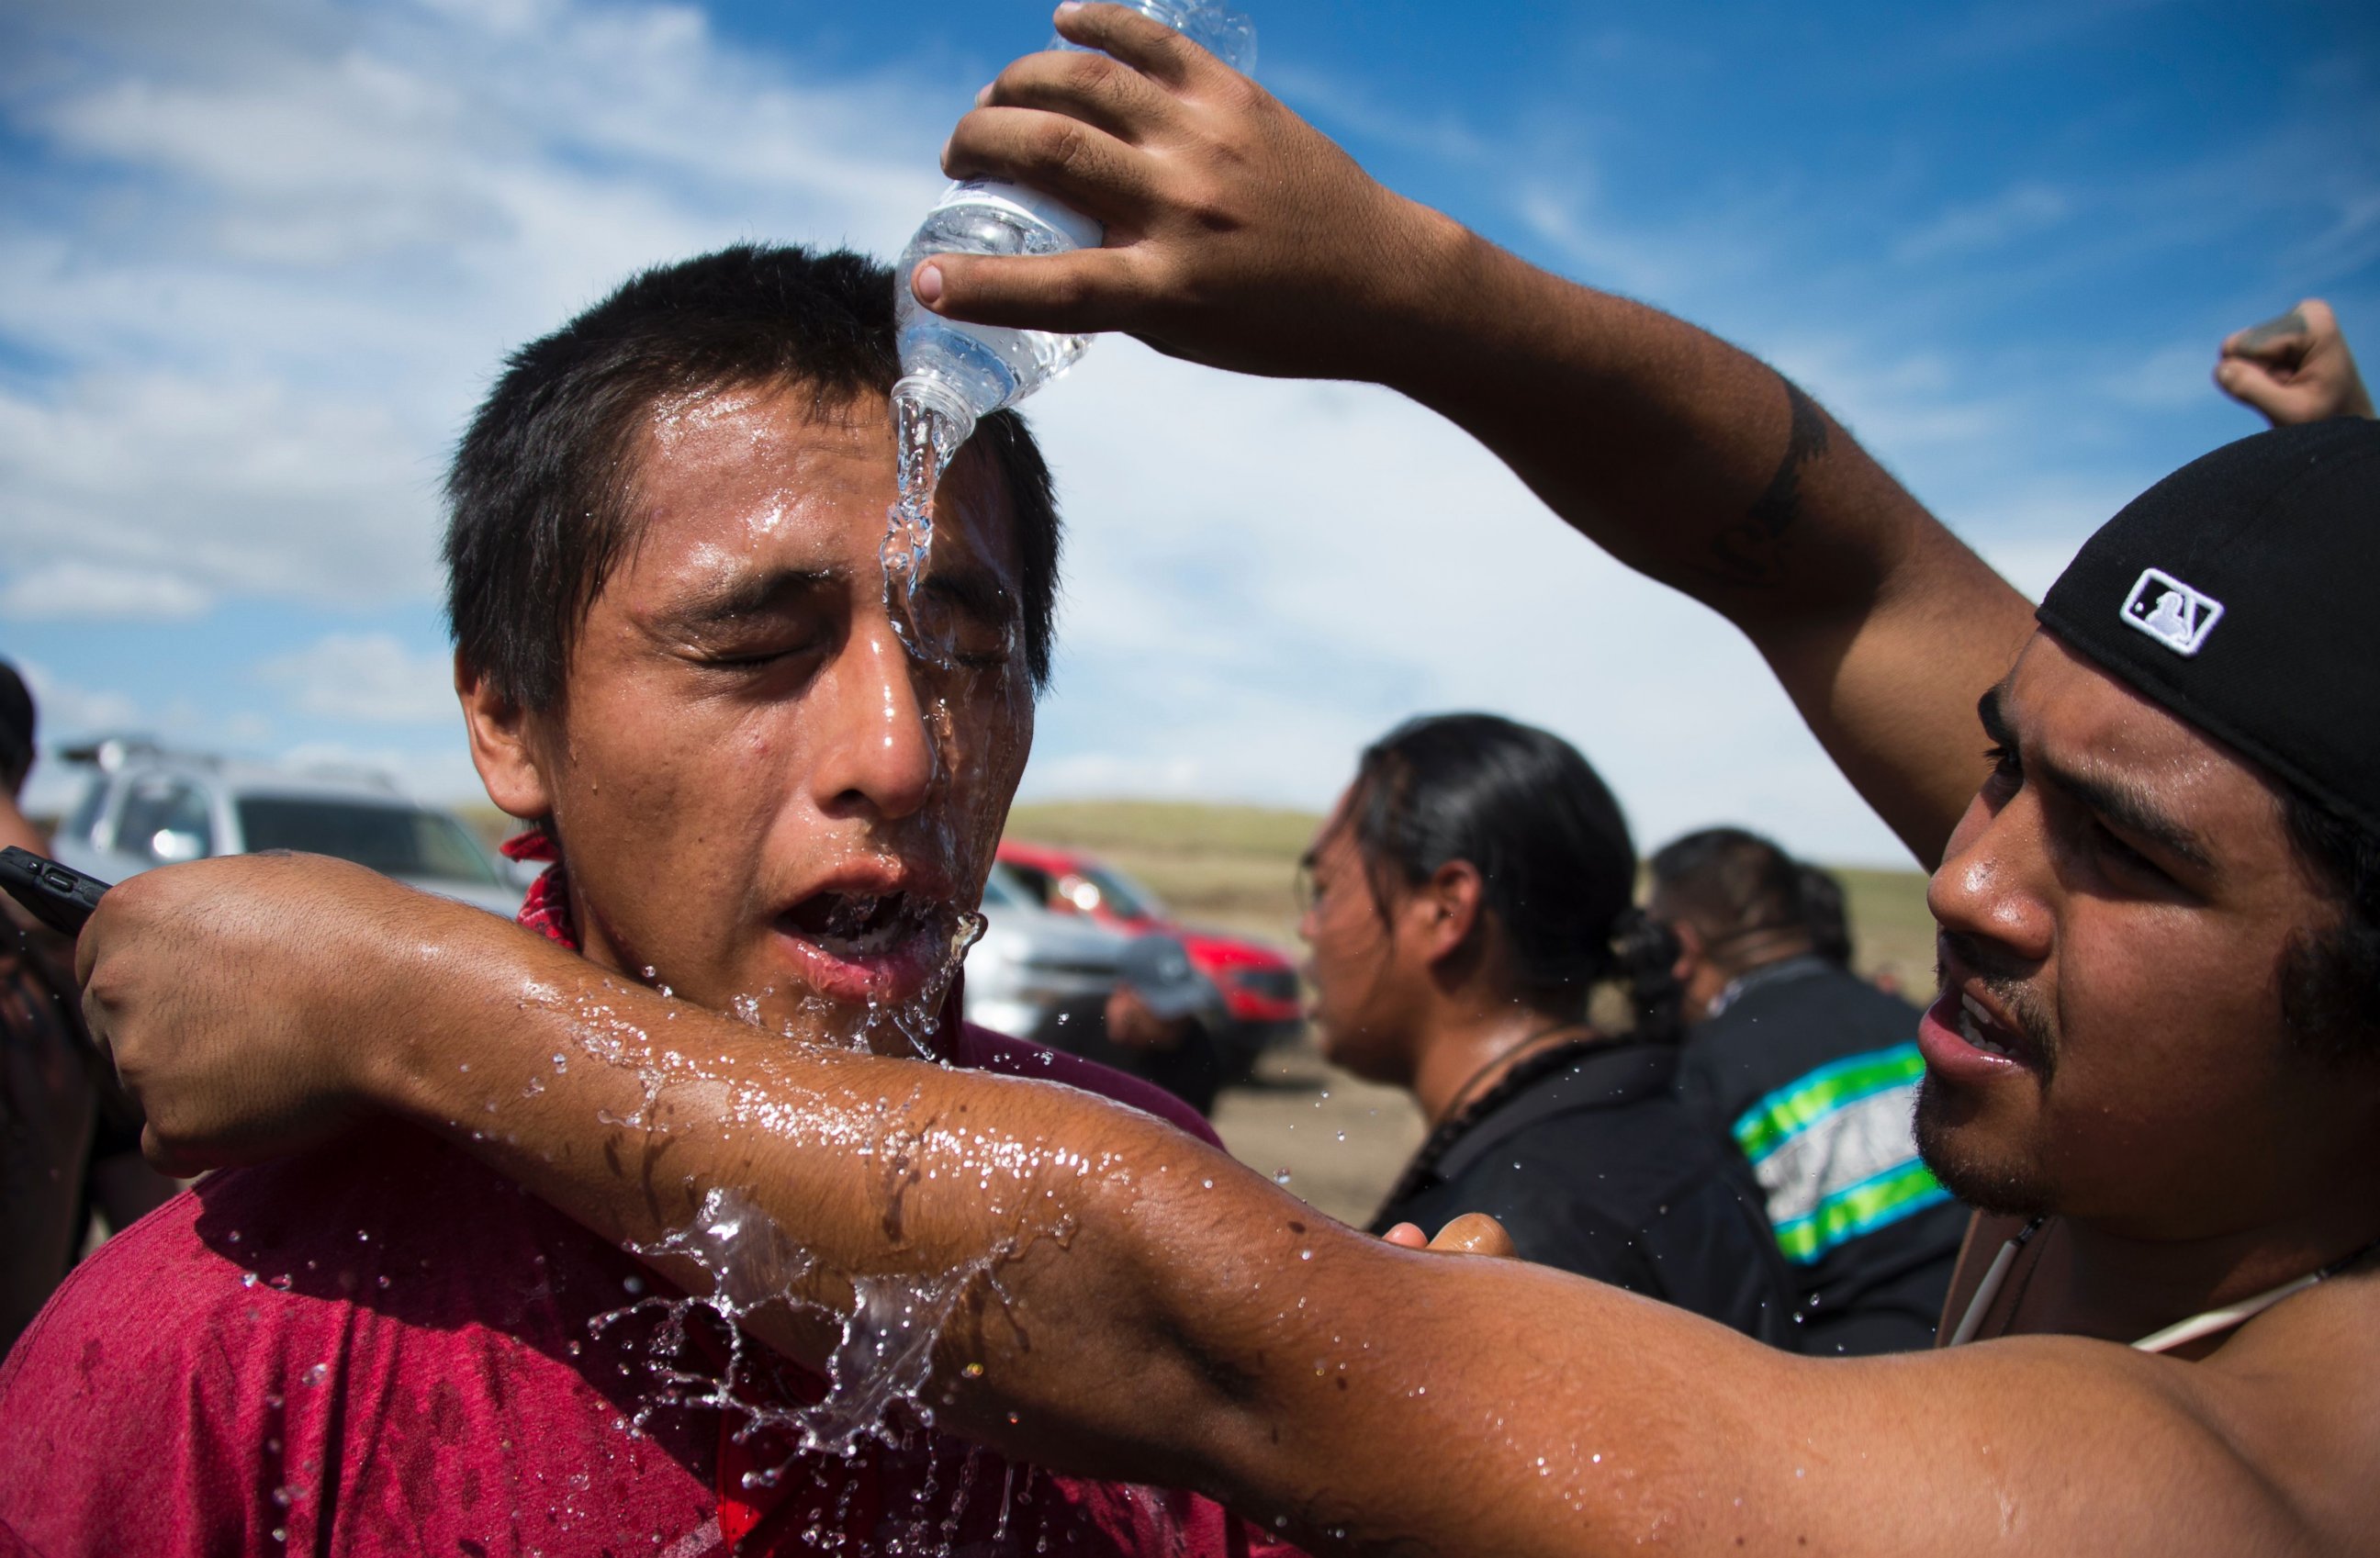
left=1914, top=631, right=2374, bottom=1236
left=475, top=382, right=1033, bottom=1046
left=1297, top=790, right=1427, bottom=1084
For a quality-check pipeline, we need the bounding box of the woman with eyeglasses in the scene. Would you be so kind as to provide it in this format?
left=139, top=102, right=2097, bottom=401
left=1297, top=712, right=1802, bottom=1344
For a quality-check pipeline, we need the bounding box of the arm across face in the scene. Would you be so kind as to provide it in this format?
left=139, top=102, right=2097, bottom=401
left=74, top=853, right=2346, bottom=1555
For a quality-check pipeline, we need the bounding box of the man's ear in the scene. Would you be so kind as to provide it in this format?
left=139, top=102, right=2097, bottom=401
left=1667, top=917, right=1705, bottom=985
left=456, top=651, right=554, bottom=822
left=1415, top=858, right=1485, bottom=965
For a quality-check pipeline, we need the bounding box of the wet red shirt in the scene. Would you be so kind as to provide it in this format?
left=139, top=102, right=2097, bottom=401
left=0, top=869, right=1298, bottom=1556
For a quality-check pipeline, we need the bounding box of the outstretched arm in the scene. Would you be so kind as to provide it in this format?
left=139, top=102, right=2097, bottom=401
left=916, top=4, right=2035, bottom=864
left=77, top=854, right=2348, bottom=1556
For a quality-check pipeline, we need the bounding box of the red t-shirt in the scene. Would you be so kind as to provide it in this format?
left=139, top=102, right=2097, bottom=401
left=0, top=953, right=1297, bottom=1554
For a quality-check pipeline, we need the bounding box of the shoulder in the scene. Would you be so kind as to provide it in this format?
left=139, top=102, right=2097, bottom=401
left=949, top=1023, right=1223, bottom=1148
left=0, top=1126, right=709, bottom=1546
left=0, top=1123, right=606, bottom=1418
left=2198, top=1264, right=2380, bottom=1526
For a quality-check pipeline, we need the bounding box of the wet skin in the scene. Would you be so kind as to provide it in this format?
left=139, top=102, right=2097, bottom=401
left=461, top=382, right=1034, bottom=1043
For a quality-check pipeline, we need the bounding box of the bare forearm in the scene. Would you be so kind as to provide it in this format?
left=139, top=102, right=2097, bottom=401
left=341, top=913, right=1784, bottom=1548
left=87, top=857, right=2312, bottom=1556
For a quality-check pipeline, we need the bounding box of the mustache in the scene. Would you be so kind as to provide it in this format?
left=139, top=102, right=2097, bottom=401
left=1936, top=929, right=2060, bottom=1073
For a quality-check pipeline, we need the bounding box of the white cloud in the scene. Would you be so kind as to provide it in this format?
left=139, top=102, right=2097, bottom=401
left=1, top=560, right=213, bottom=621
left=258, top=632, right=459, bottom=724
left=1892, top=183, right=2073, bottom=265
left=11, top=658, right=144, bottom=736
left=0, top=0, right=955, bottom=611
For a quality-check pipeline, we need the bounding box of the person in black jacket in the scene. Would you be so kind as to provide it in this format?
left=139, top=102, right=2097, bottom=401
left=1302, top=712, right=1799, bottom=1346
left=1650, top=828, right=1969, bottom=1354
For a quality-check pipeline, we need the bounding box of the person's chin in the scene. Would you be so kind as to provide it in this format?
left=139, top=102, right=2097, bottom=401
left=1913, top=1077, right=2054, bottom=1219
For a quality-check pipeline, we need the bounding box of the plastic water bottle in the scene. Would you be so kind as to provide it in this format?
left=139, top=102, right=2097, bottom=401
left=891, top=1, right=1258, bottom=445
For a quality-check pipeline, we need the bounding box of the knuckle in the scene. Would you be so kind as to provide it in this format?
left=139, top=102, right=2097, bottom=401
left=1043, top=122, right=1094, bottom=178
left=1060, top=50, right=1116, bottom=96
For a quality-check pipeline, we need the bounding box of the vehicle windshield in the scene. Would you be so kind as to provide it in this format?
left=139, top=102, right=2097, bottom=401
left=1077, top=864, right=1165, bottom=921
left=237, top=797, right=502, bottom=887
left=981, top=862, right=1028, bottom=909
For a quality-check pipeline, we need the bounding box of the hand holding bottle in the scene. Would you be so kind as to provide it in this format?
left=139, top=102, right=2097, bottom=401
left=916, top=1, right=1465, bottom=388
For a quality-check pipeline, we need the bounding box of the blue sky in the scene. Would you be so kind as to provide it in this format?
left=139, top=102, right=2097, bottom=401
left=2, top=0, right=2375, bottom=864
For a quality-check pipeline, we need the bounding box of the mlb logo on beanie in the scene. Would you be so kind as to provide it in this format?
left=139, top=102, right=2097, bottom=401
left=2120, top=568, right=2223, bottom=657
left=2038, top=418, right=2380, bottom=837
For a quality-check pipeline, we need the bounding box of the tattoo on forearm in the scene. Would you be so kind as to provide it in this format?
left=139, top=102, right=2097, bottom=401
left=1702, top=376, right=1829, bottom=587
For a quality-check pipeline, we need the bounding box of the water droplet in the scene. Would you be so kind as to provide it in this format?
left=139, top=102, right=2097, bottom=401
left=298, top=1363, right=328, bottom=1387
left=1273, top=1168, right=1294, bottom=1187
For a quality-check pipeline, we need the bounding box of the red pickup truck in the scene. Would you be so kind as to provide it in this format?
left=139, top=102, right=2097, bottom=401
left=995, top=838, right=1304, bottom=1080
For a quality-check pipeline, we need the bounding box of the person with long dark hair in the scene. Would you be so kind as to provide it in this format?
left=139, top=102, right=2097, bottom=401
left=1298, top=713, right=1798, bottom=1344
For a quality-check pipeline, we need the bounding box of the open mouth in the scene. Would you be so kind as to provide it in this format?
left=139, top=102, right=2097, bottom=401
left=1917, top=976, right=2040, bottom=1083
left=782, top=890, right=922, bottom=960
left=771, top=882, right=959, bottom=1006
left=1955, top=992, right=2017, bottom=1059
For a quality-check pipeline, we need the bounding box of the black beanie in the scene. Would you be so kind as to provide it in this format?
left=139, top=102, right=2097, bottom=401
left=0, top=660, right=31, bottom=789
left=2037, top=419, right=2380, bottom=837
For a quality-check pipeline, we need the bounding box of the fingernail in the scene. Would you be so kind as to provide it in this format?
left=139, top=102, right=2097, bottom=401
left=1056, top=1, right=1083, bottom=17
left=915, top=264, right=945, bottom=306
left=975, top=82, right=994, bottom=107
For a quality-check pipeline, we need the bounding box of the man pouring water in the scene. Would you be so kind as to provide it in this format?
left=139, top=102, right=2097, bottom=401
left=37, top=6, right=2380, bottom=1553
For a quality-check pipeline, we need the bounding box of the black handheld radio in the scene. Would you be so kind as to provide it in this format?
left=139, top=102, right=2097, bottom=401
left=0, top=846, right=112, bottom=937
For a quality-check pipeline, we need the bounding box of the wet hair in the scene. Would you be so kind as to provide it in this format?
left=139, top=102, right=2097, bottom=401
left=444, top=243, right=1061, bottom=712
left=1342, top=712, right=1674, bottom=1035
left=1645, top=826, right=1853, bottom=967
left=0, top=660, right=31, bottom=797
left=2278, top=788, right=2380, bottom=1061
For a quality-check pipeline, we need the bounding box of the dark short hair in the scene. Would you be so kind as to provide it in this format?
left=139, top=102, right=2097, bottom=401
left=1342, top=713, right=1658, bottom=1023
left=444, top=243, right=1061, bottom=711
left=1648, top=826, right=1851, bottom=965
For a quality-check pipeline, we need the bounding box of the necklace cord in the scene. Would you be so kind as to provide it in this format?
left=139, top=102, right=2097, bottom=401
left=1949, top=1219, right=2380, bottom=1352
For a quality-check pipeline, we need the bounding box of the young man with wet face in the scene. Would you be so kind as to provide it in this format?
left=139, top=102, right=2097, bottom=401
left=0, top=244, right=1303, bottom=1557
left=30, top=10, right=2380, bottom=1553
